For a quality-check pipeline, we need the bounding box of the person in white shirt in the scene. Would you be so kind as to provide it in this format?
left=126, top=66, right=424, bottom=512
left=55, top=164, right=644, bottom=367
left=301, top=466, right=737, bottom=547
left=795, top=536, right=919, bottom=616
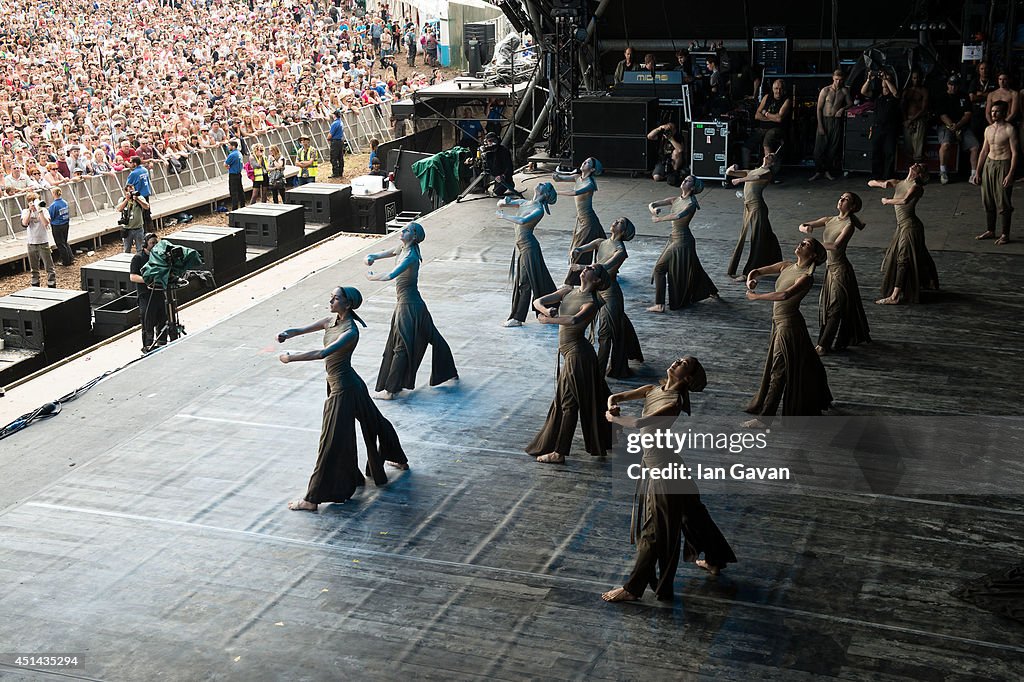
left=21, top=191, right=57, bottom=287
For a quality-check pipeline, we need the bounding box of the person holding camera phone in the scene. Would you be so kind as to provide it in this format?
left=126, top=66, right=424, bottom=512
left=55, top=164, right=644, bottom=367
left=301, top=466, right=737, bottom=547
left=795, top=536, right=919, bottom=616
left=21, top=190, right=56, bottom=288
left=117, top=183, right=149, bottom=254
left=861, top=68, right=901, bottom=181
left=647, top=122, right=686, bottom=186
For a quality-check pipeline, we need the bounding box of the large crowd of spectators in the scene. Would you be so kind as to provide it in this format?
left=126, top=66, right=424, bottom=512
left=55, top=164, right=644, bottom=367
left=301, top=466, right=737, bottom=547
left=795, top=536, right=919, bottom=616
left=2, top=0, right=444, bottom=197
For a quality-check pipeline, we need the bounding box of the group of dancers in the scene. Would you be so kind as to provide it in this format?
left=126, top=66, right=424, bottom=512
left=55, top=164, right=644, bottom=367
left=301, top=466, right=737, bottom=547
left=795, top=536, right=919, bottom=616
left=274, top=155, right=941, bottom=602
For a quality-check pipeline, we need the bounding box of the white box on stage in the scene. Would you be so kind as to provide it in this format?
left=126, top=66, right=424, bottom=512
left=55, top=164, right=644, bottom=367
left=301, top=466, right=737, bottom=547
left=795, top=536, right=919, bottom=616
left=691, top=121, right=731, bottom=180
left=351, top=175, right=386, bottom=195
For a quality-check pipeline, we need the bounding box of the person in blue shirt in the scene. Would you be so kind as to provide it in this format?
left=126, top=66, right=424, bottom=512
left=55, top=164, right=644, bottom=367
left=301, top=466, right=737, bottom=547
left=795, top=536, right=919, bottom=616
left=224, top=138, right=246, bottom=210
left=48, top=186, right=74, bottom=265
left=459, top=118, right=484, bottom=150
left=126, top=156, right=153, bottom=230
left=328, top=110, right=345, bottom=178
left=367, top=137, right=379, bottom=170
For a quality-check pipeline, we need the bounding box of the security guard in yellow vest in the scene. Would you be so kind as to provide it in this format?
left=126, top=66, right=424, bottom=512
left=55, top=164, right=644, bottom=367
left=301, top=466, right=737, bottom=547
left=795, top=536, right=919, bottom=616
left=250, top=145, right=270, bottom=202
left=295, top=134, right=319, bottom=185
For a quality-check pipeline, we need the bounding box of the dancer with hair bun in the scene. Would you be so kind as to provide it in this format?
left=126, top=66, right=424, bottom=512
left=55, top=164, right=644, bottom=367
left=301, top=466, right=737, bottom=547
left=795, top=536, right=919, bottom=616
left=553, top=157, right=607, bottom=285
left=366, top=222, right=459, bottom=400
left=278, top=286, right=408, bottom=511
left=496, top=182, right=558, bottom=327
left=743, top=238, right=833, bottom=425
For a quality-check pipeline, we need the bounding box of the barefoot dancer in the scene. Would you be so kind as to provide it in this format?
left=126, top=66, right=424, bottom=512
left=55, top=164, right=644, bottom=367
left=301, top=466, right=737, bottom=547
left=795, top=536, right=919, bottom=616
left=572, top=217, right=643, bottom=377
left=799, top=192, right=871, bottom=354
left=278, top=286, right=408, bottom=511
left=725, top=155, right=783, bottom=280
left=601, top=357, right=736, bottom=603
left=647, top=175, right=718, bottom=313
left=496, top=183, right=558, bottom=327
left=366, top=222, right=458, bottom=400
left=553, top=157, right=607, bottom=284
left=743, top=238, right=833, bottom=425
left=526, top=264, right=613, bottom=463
left=869, top=163, right=940, bottom=305
left=972, top=99, right=1017, bottom=245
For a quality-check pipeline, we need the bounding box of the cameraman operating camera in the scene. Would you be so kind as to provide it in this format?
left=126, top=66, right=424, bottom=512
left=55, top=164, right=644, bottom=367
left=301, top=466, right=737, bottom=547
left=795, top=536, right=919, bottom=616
left=647, top=122, right=686, bottom=186
left=117, top=183, right=150, bottom=254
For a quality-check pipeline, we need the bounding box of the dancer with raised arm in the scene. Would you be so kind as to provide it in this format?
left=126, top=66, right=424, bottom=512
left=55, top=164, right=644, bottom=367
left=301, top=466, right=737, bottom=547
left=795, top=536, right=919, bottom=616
left=602, top=357, right=737, bottom=603
left=526, top=264, right=613, bottom=463
left=496, top=183, right=558, bottom=327
left=647, top=175, right=718, bottom=312
left=553, top=157, right=607, bottom=284
left=278, top=286, right=408, bottom=511
left=572, top=217, right=643, bottom=377
left=366, top=222, right=458, bottom=400
left=869, top=163, right=940, bottom=305
left=799, top=192, right=871, bottom=354
left=743, top=238, right=833, bottom=425
left=725, top=155, right=783, bottom=280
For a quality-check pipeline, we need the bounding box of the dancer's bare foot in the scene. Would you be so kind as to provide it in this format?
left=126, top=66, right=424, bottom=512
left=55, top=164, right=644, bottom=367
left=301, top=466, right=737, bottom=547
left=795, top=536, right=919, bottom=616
left=601, top=587, right=639, bottom=602
left=730, top=275, right=746, bottom=283
left=646, top=304, right=665, bottom=313
left=386, top=461, right=410, bottom=470
left=536, top=452, right=565, bottom=464
left=875, top=295, right=900, bottom=305
left=695, top=559, right=721, bottom=576
left=976, top=230, right=995, bottom=241
left=503, top=319, right=523, bottom=327
left=996, top=234, right=1010, bottom=245
left=287, top=499, right=318, bottom=512
left=372, top=390, right=396, bottom=400
left=815, top=345, right=826, bottom=356
left=741, top=418, right=768, bottom=429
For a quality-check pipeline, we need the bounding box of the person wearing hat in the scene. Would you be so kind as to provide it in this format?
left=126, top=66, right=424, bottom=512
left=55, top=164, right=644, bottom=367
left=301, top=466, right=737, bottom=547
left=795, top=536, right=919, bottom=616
left=481, top=130, right=515, bottom=197
left=327, top=109, right=345, bottom=178
left=295, top=133, right=319, bottom=185
left=647, top=175, right=719, bottom=312
left=571, top=217, right=644, bottom=378
left=602, top=356, right=736, bottom=603
left=224, top=138, right=246, bottom=210
left=526, top=263, right=614, bottom=464
left=936, top=75, right=980, bottom=185
left=365, top=222, right=459, bottom=399
left=278, top=285, right=409, bottom=511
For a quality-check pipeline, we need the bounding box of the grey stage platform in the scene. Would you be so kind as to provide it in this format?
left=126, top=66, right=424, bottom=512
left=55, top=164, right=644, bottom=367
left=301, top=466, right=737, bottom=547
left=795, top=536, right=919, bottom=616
left=0, top=176, right=1021, bottom=680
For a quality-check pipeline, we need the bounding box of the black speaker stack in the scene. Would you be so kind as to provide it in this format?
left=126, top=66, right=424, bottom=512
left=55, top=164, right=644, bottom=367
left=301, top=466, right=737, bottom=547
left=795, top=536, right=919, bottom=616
left=571, top=97, right=658, bottom=172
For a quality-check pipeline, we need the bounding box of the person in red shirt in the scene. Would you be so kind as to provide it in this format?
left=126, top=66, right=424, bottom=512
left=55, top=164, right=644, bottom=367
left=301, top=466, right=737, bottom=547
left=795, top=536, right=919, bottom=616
left=115, top=140, right=137, bottom=167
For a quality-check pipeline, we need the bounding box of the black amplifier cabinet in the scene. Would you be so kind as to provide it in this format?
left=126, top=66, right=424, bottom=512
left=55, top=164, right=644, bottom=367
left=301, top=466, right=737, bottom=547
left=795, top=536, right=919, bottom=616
left=572, top=97, right=657, bottom=136
left=164, top=225, right=247, bottom=284
left=572, top=136, right=657, bottom=172
left=349, top=190, right=403, bottom=235
left=230, top=202, right=305, bottom=248
left=844, top=110, right=875, bottom=173
left=285, top=183, right=352, bottom=229
left=81, top=252, right=135, bottom=306
left=0, top=287, right=91, bottom=354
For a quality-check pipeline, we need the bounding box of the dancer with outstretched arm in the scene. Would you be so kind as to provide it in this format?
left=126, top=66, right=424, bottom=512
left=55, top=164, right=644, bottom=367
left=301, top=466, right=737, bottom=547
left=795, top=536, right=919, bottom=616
left=553, top=157, right=607, bottom=284
left=496, top=183, right=558, bottom=327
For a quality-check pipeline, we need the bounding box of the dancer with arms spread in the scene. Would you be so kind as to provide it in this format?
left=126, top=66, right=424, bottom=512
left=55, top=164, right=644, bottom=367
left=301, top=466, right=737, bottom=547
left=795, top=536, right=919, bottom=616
left=552, top=157, right=607, bottom=284
left=366, top=222, right=458, bottom=400
left=496, top=183, right=558, bottom=327
left=725, top=155, right=783, bottom=280
left=278, top=286, right=408, bottom=511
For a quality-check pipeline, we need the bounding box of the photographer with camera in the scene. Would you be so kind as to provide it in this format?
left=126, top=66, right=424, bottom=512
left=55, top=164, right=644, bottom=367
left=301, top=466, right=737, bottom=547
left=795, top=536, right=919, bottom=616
left=21, top=190, right=56, bottom=288
left=117, top=182, right=150, bottom=254
left=861, top=68, right=901, bottom=181
left=647, top=122, right=687, bottom=186
left=129, top=232, right=167, bottom=353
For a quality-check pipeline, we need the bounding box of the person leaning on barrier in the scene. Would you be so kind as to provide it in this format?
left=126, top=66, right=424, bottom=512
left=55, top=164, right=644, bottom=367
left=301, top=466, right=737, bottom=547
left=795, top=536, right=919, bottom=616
left=647, top=122, right=686, bottom=186
left=48, top=186, right=73, bottom=266
left=116, top=182, right=149, bottom=254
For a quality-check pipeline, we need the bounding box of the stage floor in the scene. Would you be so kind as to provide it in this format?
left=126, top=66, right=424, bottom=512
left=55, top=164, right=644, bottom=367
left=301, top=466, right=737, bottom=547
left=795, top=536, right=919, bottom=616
left=1, top=175, right=1021, bottom=680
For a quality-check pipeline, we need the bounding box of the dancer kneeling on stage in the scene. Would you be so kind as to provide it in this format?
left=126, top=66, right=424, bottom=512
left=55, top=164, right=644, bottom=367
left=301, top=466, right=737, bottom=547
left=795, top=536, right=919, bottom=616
left=602, top=357, right=737, bottom=603
left=278, top=286, right=408, bottom=511
left=526, top=264, right=613, bottom=463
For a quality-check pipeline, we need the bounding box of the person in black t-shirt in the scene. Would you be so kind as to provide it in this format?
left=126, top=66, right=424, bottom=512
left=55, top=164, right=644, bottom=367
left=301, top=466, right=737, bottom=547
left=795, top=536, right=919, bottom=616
left=936, top=76, right=980, bottom=184
left=129, top=233, right=168, bottom=352
left=861, top=69, right=901, bottom=181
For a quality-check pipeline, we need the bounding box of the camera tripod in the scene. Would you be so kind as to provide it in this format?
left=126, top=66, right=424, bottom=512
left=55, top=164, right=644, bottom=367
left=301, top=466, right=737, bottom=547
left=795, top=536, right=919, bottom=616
left=144, top=277, right=188, bottom=352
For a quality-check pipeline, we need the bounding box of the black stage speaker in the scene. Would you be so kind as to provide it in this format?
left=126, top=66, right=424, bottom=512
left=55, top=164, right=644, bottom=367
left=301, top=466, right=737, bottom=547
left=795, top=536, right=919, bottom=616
left=81, top=253, right=135, bottom=306
left=0, top=288, right=91, bottom=354
left=350, top=190, right=403, bottom=234
left=572, top=136, right=656, bottom=171
left=93, top=292, right=140, bottom=339
left=165, top=225, right=247, bottom=283
left=286, top=183, right=352, bottom=228
left=844, top=111, right=874, bottom=173
left=230, top=202, right=305, bottom=248
left=572, top=97, right=657, bottom=136
left=691, top=121, right=732, bottom=180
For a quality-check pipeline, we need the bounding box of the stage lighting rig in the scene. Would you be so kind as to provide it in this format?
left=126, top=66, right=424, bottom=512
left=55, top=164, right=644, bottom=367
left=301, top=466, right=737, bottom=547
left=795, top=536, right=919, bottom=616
left=551, top=0, right=585, bottom=19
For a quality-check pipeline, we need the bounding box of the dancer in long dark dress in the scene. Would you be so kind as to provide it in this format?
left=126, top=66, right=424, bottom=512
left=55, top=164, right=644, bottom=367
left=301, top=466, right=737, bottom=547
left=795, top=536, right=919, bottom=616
left=725, top=155, right=783, bottom=280
left=553, top=157, right=607, bottom=285
left=743, top=238, right=833, bottom=426
left=572, top=217, right=643, bottom=378
left=869, top=163, right=940, bottom=305
left=602, top=357, right=737, bottom=603
left=647, top=175, right=718, bottom=312
left=366, top=222, right=459, bottom=399
left=799, top=192, right=872, bottom=354
left=278, top=286, right=408, bottom=511
left=526, top=264, right=614, bottom=463
left=496, top=182, right=558, bottom=327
